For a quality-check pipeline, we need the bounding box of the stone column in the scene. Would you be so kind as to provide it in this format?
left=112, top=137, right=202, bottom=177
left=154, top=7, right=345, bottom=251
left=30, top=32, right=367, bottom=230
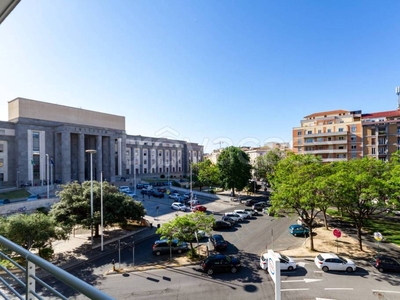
left=96, top=135, right=103, bottom=180
left=78, top=133, right=85, bottom=183
left=109, top=136, right=115, bottom=180
left=61, top=131, right=71, bottom=184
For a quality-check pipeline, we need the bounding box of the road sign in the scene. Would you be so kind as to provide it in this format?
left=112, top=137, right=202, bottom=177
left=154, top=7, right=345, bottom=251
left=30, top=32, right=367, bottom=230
left=374, top=232, right=383, bottom=242
left=333, top=228, right=341, bottom=238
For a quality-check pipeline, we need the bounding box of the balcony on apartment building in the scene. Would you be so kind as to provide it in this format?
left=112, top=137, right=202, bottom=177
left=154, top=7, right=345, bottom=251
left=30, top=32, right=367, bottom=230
left=321, top=157, right=348, bottom=162
left=303, top=131, right=348, bottom=138
left=303, top=139, right=348, bottom=146
left=304, top=148, right=348, bottom=155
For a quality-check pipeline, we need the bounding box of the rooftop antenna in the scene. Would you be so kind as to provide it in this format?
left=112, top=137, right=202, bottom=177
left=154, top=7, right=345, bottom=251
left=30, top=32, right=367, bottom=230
left=397, top=86, right=400, bottom=109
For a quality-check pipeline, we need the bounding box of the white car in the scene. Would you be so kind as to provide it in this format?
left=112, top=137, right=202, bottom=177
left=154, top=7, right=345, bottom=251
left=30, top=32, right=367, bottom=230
left=224, top=212, right=243, bottom=222
left=124, top=191, right=137, bottom=198
left=234, top=209, right=251, bottom=219
left=244, top=208, right=258, bottom=216
left=314, top=253, right=356, bottom=272
left=169, top=193, right=180, bottom=200
left=119, top=186, right=130, bottom=193
left=260, top=252, right=297, bottom=271
left=187, top=199, right=200, bottom=206
left=171, top=202, right=186, bottom=211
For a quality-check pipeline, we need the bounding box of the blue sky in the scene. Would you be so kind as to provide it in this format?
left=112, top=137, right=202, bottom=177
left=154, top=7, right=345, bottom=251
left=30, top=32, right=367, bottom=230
left=1, top=0, right=400, bottom=153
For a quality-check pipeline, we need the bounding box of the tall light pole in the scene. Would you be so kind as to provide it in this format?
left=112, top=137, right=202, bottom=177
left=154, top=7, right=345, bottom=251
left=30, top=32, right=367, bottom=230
left=190, top=163, right=193, bottom=209
left=46, top=154, right=49, bottom=199
left=86, top=149, right=97, bottom=247
left=101, top=171, right=104, bottom=251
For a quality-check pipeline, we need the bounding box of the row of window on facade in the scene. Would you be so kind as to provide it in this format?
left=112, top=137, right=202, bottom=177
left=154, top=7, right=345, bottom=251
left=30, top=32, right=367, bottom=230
left=297, top=126, right=358, bottom=136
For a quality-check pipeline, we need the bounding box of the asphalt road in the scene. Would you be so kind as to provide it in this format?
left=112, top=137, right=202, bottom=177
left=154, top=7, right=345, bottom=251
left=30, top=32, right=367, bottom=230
left=27, top=191, right=400, bottom=299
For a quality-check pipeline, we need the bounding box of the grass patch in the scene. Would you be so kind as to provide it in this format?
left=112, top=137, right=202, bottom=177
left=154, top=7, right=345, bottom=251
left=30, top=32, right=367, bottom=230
left=326, top=208, right=400, bottom=246
left=0, top=189, right=30, bottom=200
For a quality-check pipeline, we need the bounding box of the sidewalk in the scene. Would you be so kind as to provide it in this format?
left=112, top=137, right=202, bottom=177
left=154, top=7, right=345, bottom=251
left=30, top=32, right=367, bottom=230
left=50, top=225, right=157, bottom=273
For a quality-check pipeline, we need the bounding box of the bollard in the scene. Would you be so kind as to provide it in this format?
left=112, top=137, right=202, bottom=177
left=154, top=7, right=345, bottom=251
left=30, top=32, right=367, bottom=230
left=112, top=259, right=115, bottom=271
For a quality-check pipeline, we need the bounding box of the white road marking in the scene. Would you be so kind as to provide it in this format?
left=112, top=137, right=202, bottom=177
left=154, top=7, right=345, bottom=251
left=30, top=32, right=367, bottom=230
left=372, top=290, right=400, bottom=294
left=297, top=262, right=308, bottom=267
left=316, top=298, right=337, bottom=300
left=281, top=288, right=310, bottom=291
left=324, top=288, right=354, bottom=290
left=282, top=278, right=323, bottom=283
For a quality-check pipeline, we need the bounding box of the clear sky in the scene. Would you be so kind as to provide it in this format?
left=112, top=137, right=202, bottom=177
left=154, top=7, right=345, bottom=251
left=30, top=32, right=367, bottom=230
left=1, top=0, right=400, bottom=153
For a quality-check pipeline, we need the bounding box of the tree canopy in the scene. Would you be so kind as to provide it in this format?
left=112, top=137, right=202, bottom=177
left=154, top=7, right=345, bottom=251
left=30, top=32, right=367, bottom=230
left=217, top=146, right=252, bottom=196
left=0, top=212, right=66, bottom=259
left=49, top=181, right=146, bottom=236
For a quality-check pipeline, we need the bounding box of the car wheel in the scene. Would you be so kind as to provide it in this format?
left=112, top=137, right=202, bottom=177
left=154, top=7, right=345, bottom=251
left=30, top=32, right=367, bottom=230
left=207, top=268, right=214, bottom=275
left=177, top=249, right=182, bottom=254
left=378, top=267, right=384, bottom=273
left=231, top=267, right=237, bottom=273
left=322, top=266, right=329, bottom=272
left=346, top=267, right=354, bottom=273
left=155, top=251, right=161, bottom=256
left=288, top=266, right=294, bottom=271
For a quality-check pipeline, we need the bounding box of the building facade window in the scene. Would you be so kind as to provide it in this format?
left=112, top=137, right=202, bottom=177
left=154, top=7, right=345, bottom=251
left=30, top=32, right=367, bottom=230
left=32, top=131, right=40, bottom=152
left=305, top=138, right=313, bottom=143
left=297, top=130, right=302, bottom=136
left=338, top=128, right=343, bottom=132
left=351, top=126, right=357, bottom=132
left=351, top=145, right=357, bottom=150
left=327, top=129, right=331, bottom=133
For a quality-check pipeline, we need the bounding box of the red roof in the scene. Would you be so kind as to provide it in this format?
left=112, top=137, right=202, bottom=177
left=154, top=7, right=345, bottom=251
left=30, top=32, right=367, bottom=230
left=362, top=109, right=400, bottom=119
left=304, top=110, right=349, bottom=118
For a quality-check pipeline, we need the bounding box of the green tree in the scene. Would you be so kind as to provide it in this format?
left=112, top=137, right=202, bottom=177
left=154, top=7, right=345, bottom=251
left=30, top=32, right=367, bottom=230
left=0, top=212, right=66, bottom=259
left=254, top=148, right=285, bottom=183
left=330, top=158, right=388, bottom=251
left=49, top=181, right=146, bottom=236
left=271, top=153, right=323, bottom=251
left=217, top=146, right=252, bottom=196
left=193, top=160, right=220, bottom=191
left=156, top=212, right=214, bottom=257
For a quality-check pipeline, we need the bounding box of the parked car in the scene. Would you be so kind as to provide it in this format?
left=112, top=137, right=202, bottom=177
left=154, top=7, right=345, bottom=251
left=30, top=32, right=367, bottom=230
left=171, top=202, right=186, bottom=211
left=20, top=181, right=32, bottom=188
left=252, top=201, right=270, bottom=211
left=114, top=176, right=127, bottom=182
left=245, top=199, right=262, bottom=206
left=27, top=194, right=41, bottom=201
left=141, top=189, right=154, bottom=196
left=200, top=254, right=241, bottom=275
left=157, top=187, right=166, bottom=193
left=0, top=199, right=11, bottom=205
left=221, top=216, right=237, bottom=225
left=184, top=192, right=193, bottom=200
left=374, top=254, right=400, bottom=273
left=233, top=209, right=251, bottom=219
left=168, top=193, right=180, bottom=200
left=119, top=186, right=130, bottom=193
left=224, top=212, right=243, bottom=222
left=289, top=224, right=310, bottom=237
left=152, top=191, right=165, bottom=198
left=192, top=205, right=207, bottom=212
left=314, top=253, right=356, bottom=272
left=152, top=239, right=189, bottom=256
left=259, top=252, right=297, bottom=271
left=124, top=191, right=137, bottom=198
left=136, top=183, right=144, bottom=189
left=212, top=220, right=232, bottom=230
left=187, top=199, right=200, bottom=206
left=244, top=208, right=258, bottom=216
left=210, top=234, right=228, bottom=251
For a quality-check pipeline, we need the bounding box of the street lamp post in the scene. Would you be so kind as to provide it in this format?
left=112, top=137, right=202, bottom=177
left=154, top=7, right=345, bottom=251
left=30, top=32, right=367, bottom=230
left=46, top=154, right=49, bottom=199
left=86, top=149, right=97, bottom=247
left=101, top=171, right=104, bottom=251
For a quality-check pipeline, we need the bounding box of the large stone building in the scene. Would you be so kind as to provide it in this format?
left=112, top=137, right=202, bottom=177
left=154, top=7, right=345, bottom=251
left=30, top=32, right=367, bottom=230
left=0, top=98, right=203, bottom=187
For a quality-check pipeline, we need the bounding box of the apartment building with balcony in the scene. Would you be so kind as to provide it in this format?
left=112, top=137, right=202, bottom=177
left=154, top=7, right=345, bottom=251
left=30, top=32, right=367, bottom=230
left=292, top=110, right=363, bottom=163
left=362, top=110, right=400, bottom=161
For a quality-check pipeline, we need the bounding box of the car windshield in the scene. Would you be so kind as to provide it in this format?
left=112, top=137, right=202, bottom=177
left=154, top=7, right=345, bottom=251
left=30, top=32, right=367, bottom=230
left=280, top=254, right=289, bottom=262
left=338, top=256, right=347, bottom=263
